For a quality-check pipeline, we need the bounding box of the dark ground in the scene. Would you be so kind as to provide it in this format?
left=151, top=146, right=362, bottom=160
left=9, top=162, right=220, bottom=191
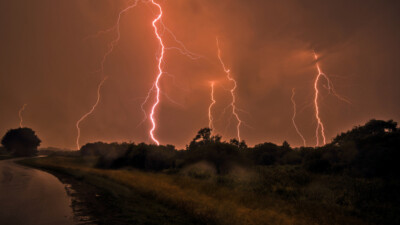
left=22, top=163, right=204, bottom=225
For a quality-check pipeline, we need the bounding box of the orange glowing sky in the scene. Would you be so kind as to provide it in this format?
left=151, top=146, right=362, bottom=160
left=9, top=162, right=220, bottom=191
left=1, top=0, right=400, bottom=149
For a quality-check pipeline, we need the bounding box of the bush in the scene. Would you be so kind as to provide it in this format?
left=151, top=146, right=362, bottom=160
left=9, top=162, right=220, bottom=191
left=1, top=127, right=41, bottom=156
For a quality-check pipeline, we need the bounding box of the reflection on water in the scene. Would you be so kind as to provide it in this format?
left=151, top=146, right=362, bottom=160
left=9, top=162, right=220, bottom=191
left=0, top=159, right=74, bottom=225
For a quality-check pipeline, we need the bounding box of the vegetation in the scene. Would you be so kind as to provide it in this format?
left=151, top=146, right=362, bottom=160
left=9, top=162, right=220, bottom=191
left=20, top=119, right=400, bottom=225
left=1, top=127, right=41, bottom=157
left=0, top=146, right=12, bottom=160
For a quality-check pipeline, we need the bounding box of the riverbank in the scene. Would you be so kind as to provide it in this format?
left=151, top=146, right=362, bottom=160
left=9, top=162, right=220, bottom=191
left=18, top=157, right=204, bottom=225
left=0, top=158, right=74, bottom=225
left=18, top=156, right=372, bottom=225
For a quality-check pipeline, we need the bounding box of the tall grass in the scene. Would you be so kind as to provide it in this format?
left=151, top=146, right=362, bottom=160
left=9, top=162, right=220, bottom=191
left=19, top=156, right=370, bottom=225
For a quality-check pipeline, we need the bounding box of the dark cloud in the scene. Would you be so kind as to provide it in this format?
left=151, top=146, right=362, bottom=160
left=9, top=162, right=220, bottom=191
left=1, top=0, right=399, bottom=149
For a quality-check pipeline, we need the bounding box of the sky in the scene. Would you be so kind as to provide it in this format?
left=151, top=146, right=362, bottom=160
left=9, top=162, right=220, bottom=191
left=0, top=0, right=399, bottom=150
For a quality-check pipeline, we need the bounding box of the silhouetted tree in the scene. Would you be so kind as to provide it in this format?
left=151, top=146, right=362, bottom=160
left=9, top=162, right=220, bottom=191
left=282, top=141, right=291, bottom=150
left=193, top=128, right=212, bottom=142
left=332, top=119, right=398, bottom=145
left=1, top=128, right=41, bottom=156
left=249, top=142, right=281, bottom=165
left=230, top=138, right=247, bottom=150
left=188, top=128, right=221, bottom=149
left=230, top=138, right=239, bottom=146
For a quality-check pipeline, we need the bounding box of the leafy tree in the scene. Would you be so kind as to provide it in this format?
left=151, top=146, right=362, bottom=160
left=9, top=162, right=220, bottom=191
left=192, top=128, right=212, bottom=142
left=249, top=142, right=281, bottom=165
left=229, top=138, right=239, bottom=146
left=332, top=119, right=398, bottom=145
left=1, top=128, right=41, bottom=156
left=230, top=138, right=247, bottom=150
left=282, top=141, right=291, bottom=150
left=188, top=128, right=222, bottom=149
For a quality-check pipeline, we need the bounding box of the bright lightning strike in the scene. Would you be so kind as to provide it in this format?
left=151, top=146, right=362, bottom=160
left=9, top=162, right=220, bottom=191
left=208, top=82, right=216, bottom=131
left=18, top=104, right=27, bottom=128
left=216, top=38, right=243, bottom=141
left=312, top=51, right=350, bottom=146
left=75, top=77, right=108, bottom=150
left=148, top=0, right=165, bottom=145
left=291, top=88, right=306, bottom=146
left=136, top=84, right=184, bottom=129
left=87, top=0, right=199, bottom=145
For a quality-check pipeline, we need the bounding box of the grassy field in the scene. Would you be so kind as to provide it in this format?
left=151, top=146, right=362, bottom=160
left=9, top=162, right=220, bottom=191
left=18, top=156, right=371, bottom=225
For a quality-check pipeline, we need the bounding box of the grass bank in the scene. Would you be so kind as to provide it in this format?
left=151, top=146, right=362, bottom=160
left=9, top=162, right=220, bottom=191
left=18, top=156, right=202, bottom=225
left=18, top=156, right=370, bottom=225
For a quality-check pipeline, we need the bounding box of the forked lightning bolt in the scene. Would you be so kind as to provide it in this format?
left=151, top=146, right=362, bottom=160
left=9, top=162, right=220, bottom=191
left=85, top=1, right=139, bottom=73
left=86, top=0, right=200, bottom=145
left=313, top=51, right=350, bottom=146
left=18, top=104, right=27, bottom=128
left=148, top=0, right=165, bottom=145
left=208, top=82, right=216, bottom=131
left=75, top=77, right=108, bottom=150
left=216, top=38, right=243, bottom=141
left=76, top=1, right=140, bottom=149
left=291, top=88, right=306, bottom=146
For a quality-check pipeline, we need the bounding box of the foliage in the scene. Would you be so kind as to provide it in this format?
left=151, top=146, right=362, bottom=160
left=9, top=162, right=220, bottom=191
left=79, top=119, right=400, bottom=179
left=1, top=127, right=41, bottom=156
left=81, top=142, right=177, bottom=171
left=68, top=119, right=400, bottom=224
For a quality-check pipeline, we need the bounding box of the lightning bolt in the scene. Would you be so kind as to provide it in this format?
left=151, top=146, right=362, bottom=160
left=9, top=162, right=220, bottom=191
left=161, top=22, right=203, bottom=60
left=18, top=104, right=27, bottom=128
left=76, top=1, right=140, bottom=150
left=208, top=82, right=216, bottom=131
left=148, top=0, right=165, bottom=145
left=75, top=77, right=108, bottom=150
left=85, top=1, right=140, bottom=74
left=136, top=84, right=184, bottom=129
left=216, top=38, right=242, bottom=141
left=291, top=88, right=306, bottom=146
left=86, top=0, right=201, bottom=145
left=313, top=51, right=350, bottom=146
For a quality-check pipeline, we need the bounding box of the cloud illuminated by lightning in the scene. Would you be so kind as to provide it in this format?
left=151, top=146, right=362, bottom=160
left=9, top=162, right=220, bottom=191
left=18, top=104, right=27, bottom=128
left=313, top=51, right=350, bottom=146
left=208, top=82, right=216, bottom=131
left=75, top=77, right=108, bottom=150
left=291, top=88, right=306, bottom=146
left=216, top=38, right=243, bottom=141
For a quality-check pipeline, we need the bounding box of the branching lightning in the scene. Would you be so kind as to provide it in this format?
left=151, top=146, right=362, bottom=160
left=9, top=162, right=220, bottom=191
left=136, top=84, right=184, bottom=129
left=75, top=77, right=108, bottom=150
left=291, top=88, right=306, bottom=146
left=85, top=0, right=204, bottom=145
left=313, top=51, right=350, bottom=146
left=76, top=1, right=141, bottom=149
left=161, top=22, right=203, bottom=60
left=208, top=82, right=216, bottom=131
left=85, top=1, right=140, bottom=75
left=216, top=38, right=243, bottom=141
left=148, top=0, right=165, bottom=145
left=18, top=104, right=27, bottom=128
